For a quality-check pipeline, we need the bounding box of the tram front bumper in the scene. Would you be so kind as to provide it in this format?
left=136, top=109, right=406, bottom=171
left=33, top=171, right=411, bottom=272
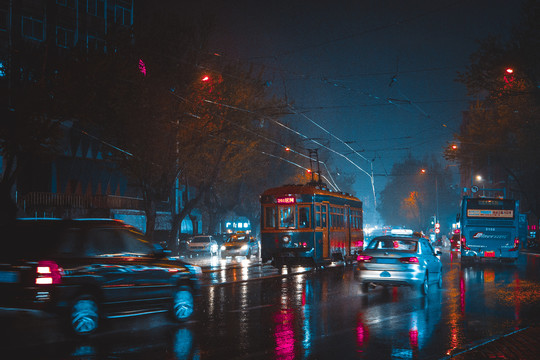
left=272, top=248, right=315, bottom=265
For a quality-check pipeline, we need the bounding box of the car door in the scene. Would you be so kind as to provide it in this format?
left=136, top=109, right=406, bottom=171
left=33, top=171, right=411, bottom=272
left=117, top=228, right=174, bottom=302
left=83, top=227, right=139, bottom=308
left=420, top=239, right=440, bottom=278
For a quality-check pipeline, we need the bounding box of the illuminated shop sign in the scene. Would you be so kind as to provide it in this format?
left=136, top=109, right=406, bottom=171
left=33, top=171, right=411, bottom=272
left=276, top=196, right=295, bottom=204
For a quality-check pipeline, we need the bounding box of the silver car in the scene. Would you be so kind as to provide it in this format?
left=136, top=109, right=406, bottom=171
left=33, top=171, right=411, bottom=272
left=187, top=235, right=219, bottom=256
left=354, top=235, right=442, bottom=295
left=220, top=234, right=259, bottom=260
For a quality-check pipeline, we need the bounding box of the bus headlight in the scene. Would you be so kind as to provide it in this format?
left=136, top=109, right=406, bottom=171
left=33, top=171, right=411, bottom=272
left=282, top=235, right=291, bottom=244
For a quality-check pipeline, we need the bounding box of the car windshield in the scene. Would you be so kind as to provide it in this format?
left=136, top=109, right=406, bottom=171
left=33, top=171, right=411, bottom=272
left=191, top=237, right=210, bottom=243
left=226, top=235, right=248, bottom=243
left=367, top=238, right=418, bottom=251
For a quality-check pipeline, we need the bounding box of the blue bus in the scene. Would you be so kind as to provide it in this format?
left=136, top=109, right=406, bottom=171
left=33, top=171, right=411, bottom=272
left=260, top=183, right=363, bottom=268
left=459, top=197, right=520, bottom=263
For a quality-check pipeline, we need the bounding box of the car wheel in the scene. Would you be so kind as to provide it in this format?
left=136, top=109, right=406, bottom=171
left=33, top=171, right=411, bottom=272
left=70, top=295, right=99, bottom=336
left=361, top=282, right=369, bottom=294
left=437, top=271, right=443, bottom=289
left=420, top=272, right=429, bottom=295
left=170, top=285, right=195, bottom=322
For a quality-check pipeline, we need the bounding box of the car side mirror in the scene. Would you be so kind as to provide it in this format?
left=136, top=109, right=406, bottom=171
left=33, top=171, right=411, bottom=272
left=435, top=250, right=441, bottom=256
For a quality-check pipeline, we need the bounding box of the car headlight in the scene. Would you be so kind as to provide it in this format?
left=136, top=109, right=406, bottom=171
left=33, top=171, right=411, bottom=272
left=211, top=244, right=218, bottom=252
left=241, top=244, right=248, bottom=251
left=221, top=245, right=226, bottom=251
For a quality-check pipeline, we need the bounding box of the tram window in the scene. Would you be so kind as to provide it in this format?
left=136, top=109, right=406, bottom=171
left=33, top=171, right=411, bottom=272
left=279, top=206, right=295, bottom=228
left=321, top=206, right=327, bottom=228
left=298, top=206, right=310, bottom=229
left=264, top=206, right=276, bottom=228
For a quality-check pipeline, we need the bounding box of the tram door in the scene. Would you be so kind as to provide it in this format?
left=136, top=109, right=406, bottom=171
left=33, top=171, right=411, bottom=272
left=321, top=203, right=329, bottom=258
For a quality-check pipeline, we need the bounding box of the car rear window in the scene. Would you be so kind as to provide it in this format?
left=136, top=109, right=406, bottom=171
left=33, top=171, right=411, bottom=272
left=367, top=238, right=418, bottom=251
left=2, top=222, right=83, bottom=259
left=191, top=237, right=210, bottom=243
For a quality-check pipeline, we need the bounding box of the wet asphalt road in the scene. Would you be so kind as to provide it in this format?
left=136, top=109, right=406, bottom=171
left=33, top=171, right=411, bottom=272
left=2, top=249, right=540, bottom=359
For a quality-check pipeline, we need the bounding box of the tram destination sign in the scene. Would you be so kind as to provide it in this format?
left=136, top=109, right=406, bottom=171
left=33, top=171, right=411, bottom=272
left=276, top=196, right=296, bottom=204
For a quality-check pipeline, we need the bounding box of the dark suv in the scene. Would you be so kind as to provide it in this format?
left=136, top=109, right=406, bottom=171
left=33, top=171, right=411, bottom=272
left=0, top=218, right=201, bottom=336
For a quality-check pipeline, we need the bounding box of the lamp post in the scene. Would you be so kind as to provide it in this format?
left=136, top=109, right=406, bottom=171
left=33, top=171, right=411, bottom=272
left=420, top=169, right=439, bottom=238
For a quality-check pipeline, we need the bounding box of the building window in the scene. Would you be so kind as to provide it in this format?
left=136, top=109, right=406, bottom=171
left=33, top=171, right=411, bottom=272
left=115, top=2, right=132, bottom=26
left=87, top=0, right=105, bottom=17
left=0, top=9, right=7, bottom=31
left=57, top=0, right=75, bottom=8
left=22, top=16, right=44, bottom=41
left=57, top=27, right=75, bottom=48
left=88, top=36, right=105, bottom=52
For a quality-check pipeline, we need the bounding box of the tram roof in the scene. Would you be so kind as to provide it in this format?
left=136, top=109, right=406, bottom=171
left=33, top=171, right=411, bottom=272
left=261, top=184, right=361, bottom=202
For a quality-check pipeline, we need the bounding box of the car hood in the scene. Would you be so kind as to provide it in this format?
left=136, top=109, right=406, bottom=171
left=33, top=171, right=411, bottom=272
left=222, top=241, right=248, bottom=247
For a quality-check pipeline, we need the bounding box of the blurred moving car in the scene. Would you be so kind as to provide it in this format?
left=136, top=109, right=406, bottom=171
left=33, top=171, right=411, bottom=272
left=354, top=235, right=442, bottom=295
left=450, top=233, right=461, bottom=251
left=221, top=233, right=259, bottom=260
left=0, top=218, right=202, bottom=336
left=187, top=235, right=219, bottom=256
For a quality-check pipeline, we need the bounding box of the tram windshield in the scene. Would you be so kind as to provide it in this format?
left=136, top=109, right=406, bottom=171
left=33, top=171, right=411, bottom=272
left=279, top=205, right=295, bottom=228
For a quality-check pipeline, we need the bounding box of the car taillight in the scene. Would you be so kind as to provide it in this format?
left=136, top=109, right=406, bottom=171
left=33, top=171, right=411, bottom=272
left=357, top=255, right=373, bottom=262
left=461, top=236, right=470, bottom=250
left=36, top=260, right=63, bottom=285
left=399, top=257, right=419, bottom=264
left=510, top=237, right=520, bottom=251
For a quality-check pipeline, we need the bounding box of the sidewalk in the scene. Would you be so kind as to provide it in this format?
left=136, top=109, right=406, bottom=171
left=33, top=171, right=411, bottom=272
left=446, top=326, right=540, bottom=359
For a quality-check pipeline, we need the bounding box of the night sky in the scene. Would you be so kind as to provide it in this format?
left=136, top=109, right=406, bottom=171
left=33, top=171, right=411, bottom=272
left=206, top=0, right=525, bottom=223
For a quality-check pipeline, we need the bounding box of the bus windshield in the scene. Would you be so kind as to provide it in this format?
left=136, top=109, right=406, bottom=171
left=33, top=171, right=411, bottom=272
left=465, top=198, right=515, bottom=219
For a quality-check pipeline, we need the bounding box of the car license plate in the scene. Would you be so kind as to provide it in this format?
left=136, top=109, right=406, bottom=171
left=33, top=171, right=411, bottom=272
left=0, top=271, right=19, bottom=283
left=484, top=251, right=495, bottom=257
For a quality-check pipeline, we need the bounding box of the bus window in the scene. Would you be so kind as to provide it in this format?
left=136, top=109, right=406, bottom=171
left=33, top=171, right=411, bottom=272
left=298, top=206, right=310, bottom=229
left=279, top=206, right=295, bottom=228
left=264, top=206, right=276, bottom=228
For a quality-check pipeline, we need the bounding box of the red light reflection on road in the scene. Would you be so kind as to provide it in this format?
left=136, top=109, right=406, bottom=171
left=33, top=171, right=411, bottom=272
left=356, top=314, right=369, bottom=352
left=514, top=273, right=521, bottom=326
left=274, top=309, right=295, bottom=359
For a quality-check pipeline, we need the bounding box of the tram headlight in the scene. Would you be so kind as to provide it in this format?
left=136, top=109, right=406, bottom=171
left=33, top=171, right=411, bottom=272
left=282, top=235, right=291, bottom=244
left=221, top=245, right=226, bottom=251
left=241, top=244, right=248, bottom=251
